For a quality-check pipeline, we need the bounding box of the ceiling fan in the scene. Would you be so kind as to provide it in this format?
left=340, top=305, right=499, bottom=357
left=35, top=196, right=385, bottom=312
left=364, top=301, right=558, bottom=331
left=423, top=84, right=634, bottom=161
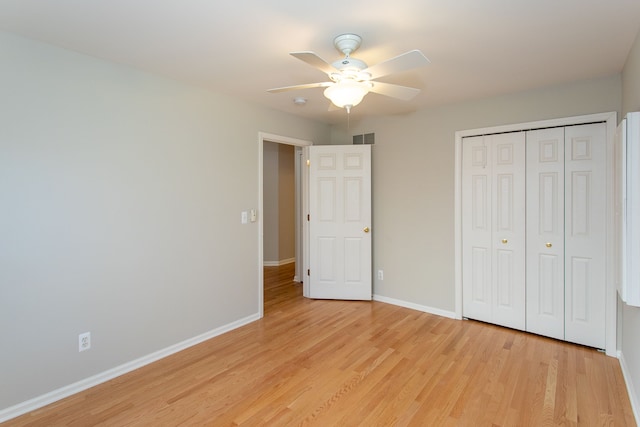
left=267, top=33, right=431, bottom=113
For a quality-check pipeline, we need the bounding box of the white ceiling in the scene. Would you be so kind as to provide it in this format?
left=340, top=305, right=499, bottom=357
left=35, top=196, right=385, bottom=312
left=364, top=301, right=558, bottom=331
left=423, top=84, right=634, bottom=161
left=1, top=0, right=639, bottom=125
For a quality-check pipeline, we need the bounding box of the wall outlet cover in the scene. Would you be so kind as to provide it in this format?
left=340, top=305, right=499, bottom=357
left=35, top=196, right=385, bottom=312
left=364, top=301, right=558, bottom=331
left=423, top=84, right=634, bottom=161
left=79, top=332, right=91, bottom=352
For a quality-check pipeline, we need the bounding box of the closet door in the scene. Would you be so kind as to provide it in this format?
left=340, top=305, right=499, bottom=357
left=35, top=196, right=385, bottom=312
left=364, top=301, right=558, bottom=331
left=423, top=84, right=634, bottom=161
left=462, top=133, right=526, bottom=330
left=564, top=123, right=606, bottom=348
left=526, top=128, right=565, bottom=340
left=526, top=123, right=606, bottom=348
left=462, top=135, right=492, bottom=322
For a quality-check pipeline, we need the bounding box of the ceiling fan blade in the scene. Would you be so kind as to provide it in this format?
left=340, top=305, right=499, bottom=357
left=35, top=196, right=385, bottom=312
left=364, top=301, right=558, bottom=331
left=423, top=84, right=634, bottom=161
left=290, top=51, right=337, bottom=75
left=368, top=81, right=421, bottom=101
left=363, top=50, right=430, bottom=80
left=267, top=82, right=333, bottom=93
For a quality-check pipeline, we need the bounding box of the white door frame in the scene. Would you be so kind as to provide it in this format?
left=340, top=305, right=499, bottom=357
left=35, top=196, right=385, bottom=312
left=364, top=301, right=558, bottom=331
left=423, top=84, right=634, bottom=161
left=454, top=111, right=617, bottom=356
left=258, top=132, right=312, bottom=318
left=294, top=146, right=303, bottom=283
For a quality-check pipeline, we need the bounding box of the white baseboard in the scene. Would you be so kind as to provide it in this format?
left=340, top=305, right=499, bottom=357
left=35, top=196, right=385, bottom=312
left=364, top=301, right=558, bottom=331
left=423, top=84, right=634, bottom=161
left=373, top=294, right=456, bottom=319
left=263, top=258, right=295, bottom=267
left=618, top=350, right=640, bottom=425
left=0, top=312, right=261, bottom=423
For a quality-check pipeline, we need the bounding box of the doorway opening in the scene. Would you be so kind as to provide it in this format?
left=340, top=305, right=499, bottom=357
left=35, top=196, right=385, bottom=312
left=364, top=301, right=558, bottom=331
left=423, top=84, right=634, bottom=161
left=258, top=132, right=312, bottom=318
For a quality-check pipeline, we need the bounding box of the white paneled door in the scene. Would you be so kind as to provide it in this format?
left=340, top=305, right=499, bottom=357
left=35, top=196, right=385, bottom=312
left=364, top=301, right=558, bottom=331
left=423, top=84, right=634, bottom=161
left=526, top=124, right=606, bottom=348
left=563, top=123, right=606, bottom=348
left=308, top=145, right=372, bottom=300
left=462, top=132, right=526, bottom=330
left=526, top=127, right=566, bottom=340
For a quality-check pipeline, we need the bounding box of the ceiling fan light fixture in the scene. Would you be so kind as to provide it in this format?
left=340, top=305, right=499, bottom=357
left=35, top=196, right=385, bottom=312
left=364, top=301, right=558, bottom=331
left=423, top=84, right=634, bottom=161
left=267, top=34, right=430, bottom=114
left=324, top=80, right=370, bottom=110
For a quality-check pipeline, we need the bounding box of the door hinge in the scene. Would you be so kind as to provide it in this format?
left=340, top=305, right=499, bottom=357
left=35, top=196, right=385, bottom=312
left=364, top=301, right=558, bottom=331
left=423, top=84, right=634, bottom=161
left=307, top=269, right=310, bottom=276
left=307, top=214, right=310, bottom=221
left=306, top=159, right=310, bottom=167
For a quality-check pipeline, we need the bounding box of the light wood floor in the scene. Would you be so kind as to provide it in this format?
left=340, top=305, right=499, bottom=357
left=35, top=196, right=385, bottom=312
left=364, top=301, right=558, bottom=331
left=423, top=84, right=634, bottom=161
left=5, top=264, right=636, bottom=426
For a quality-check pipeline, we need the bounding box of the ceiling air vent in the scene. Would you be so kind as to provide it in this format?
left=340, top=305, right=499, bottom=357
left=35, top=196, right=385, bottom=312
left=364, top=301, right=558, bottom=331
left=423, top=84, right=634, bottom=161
left=353, top=133, right=375, bottom=145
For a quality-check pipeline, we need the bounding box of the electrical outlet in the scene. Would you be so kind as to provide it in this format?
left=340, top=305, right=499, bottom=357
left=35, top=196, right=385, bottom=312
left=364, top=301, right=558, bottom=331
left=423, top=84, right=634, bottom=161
left=377, top=270, right=384, bottom=280
left=79, top=332, right=91, bottom=352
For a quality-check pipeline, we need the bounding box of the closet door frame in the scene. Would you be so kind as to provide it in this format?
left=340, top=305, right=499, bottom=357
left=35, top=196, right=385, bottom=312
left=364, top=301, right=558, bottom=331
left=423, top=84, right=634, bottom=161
left=454, top=111, right=617, bottom=356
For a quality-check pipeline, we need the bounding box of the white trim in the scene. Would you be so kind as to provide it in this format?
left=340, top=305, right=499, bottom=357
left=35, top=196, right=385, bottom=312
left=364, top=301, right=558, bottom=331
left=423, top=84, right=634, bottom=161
left=258, top=132, right=312, bottom=317
left=454, top=127, right=463, bottom=320
left=0, top=313, right=260, bottom=423
left=294, top=146, right=303, bottom=284
left=454, top=111, right=617, bottom=355
left=455, top=112, right=615, bottom=139
left=302, top=146, right=310, bottom=297
left=263, top=257, right=296, bottom=267
left=259, top=132, right=313, bottom=147
left=619, top=350, right=640, bottom=424
left=604, top=112, right=618, bottom=356
left=373, top=294, right=456, bottom=319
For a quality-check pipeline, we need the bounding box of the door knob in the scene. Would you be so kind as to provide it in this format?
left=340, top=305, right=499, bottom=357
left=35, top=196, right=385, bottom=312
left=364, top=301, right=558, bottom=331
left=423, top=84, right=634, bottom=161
left=363, top=227, right=370, bottom=233
left=501, top=239, right=508, bottom=244
left=546, top=242, right=552, bottom=248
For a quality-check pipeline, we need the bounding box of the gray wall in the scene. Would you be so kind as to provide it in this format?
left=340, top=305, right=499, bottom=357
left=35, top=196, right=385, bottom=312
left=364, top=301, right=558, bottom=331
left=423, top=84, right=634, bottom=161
left=278, top=144, right=295, bottom=262
left=0, top=31, right=329, bottom=411
left=262, top=142, right=295, bottom=264
left=621, top=26, right=640, bottom=418
left=332, top=74, right=621, bottom=311
left=263, top=141, right=279, bottom=262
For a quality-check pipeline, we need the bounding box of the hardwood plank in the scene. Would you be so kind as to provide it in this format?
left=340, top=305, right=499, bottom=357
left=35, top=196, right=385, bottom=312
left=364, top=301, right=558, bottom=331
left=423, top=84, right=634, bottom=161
left=4, top=263, right=636, bottom=426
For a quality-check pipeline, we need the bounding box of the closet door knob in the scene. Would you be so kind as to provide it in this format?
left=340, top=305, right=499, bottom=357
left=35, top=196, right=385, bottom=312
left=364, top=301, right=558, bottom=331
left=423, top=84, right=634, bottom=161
left=546, top=242, right=552, bottom=248
left=501, top=239, right=508, bottom=244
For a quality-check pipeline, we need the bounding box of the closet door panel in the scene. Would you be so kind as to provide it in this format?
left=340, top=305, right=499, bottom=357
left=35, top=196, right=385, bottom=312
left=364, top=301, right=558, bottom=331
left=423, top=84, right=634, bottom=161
left=526, top=128, right=565, bottom=340
left=564, top=123, right=606, bottom=349
left=490, top=133, right=526, bottom=330
left=462, top=136, right=493, bottom=322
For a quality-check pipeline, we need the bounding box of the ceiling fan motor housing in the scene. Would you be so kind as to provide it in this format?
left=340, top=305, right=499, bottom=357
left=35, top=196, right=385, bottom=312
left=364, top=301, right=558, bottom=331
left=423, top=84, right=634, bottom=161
left=331, top=57, right=368, bottom=72
left=333, top=33, right=362, bottom=56
left=331, top=34, right=369, bottom=81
